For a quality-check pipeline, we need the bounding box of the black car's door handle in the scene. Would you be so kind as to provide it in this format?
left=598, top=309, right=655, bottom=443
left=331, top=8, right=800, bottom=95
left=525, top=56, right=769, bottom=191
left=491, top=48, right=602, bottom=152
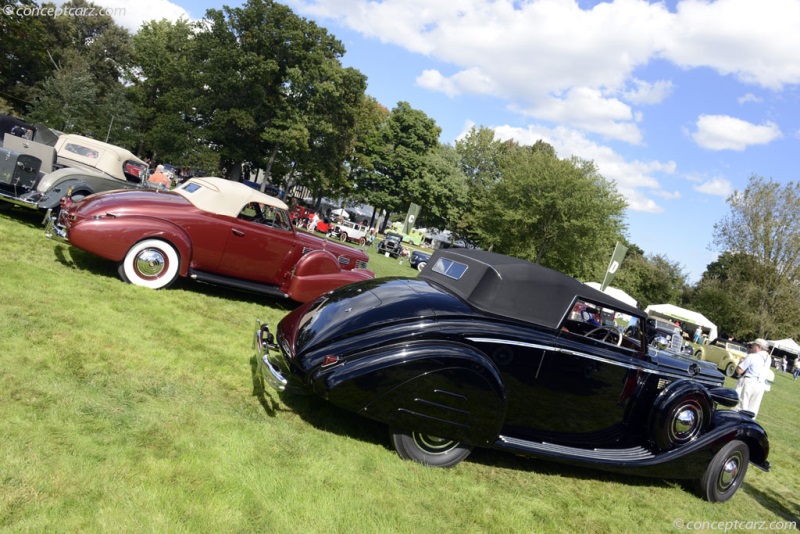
left=232, top=229, right=245, bottom=236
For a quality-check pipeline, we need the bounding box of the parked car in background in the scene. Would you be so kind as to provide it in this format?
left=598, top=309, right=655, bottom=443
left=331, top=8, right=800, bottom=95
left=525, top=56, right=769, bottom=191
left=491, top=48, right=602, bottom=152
left=46, top=177, right=373, bottom=303
left=255, top=249, right=769, bottom=502
left=0, top=130, right=150, bottom=213
left=377, top=232, right=404, bottom=258
left=691, top=339, right=748, bottom=377
left=409, top=250, right=431, bottom=271
left=329, top=219, right=370, bottom=245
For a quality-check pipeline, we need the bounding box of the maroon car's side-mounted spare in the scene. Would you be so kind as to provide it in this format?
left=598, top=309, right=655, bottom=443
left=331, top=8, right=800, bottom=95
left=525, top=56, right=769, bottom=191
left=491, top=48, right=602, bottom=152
left=45, top=177, right=373, bottom=303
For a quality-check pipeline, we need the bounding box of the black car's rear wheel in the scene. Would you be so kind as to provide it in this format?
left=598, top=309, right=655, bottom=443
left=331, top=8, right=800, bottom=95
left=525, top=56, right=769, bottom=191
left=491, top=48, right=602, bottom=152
left=118, top=239, right=180, bottom=289
left=697, top=440, right=749, bottom=502
left=390, top=429, right=472, bottom=468
left=416, top=261, right=427, bottom=271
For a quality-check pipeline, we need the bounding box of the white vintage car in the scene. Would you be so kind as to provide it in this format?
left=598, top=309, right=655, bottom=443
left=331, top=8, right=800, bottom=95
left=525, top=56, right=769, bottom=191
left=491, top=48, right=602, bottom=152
left=0, top=131, right=150, bottom=212
left=329, top=219, right=370, bottom=245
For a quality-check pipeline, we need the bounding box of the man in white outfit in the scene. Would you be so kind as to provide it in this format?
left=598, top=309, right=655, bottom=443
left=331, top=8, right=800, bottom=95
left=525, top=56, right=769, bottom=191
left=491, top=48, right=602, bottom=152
left=735, top=338, right=772, bottom=417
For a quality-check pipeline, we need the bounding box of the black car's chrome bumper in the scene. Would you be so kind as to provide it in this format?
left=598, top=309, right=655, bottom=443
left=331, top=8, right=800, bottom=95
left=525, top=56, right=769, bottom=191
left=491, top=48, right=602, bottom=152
left=253, top=320, right=289, bottom=392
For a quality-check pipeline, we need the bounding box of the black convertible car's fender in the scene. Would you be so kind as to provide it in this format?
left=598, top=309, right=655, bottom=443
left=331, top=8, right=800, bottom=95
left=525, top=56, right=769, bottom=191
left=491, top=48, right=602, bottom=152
left=310, top=340, right=506, bottom=445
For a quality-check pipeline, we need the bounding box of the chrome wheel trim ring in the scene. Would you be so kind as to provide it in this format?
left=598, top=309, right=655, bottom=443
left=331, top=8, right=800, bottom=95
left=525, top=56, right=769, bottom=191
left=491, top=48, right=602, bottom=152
left=134, top=248, right=168, bottom=279
left=412, top=432, right=459, bottom=455
left=669, top=401, right=703, bottom=443
left=718, top=451, right=743, bottom=491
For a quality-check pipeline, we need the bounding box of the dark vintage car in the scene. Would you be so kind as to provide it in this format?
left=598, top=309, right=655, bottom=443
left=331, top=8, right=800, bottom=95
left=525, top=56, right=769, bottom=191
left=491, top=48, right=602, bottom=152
left=409, top=250, right=431, bottom=271
left=255, top=249, right=769, bottom=502
left=46, top=177, right=373, bottom=303
left=377, top=232, right=404, bottom=258
left=0, top=130, right=150, bottom=212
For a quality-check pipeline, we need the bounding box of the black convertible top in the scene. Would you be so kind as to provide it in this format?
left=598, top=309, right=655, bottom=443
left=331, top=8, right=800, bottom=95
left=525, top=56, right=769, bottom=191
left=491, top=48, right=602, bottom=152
left=418, top=249, right=644, bottom=329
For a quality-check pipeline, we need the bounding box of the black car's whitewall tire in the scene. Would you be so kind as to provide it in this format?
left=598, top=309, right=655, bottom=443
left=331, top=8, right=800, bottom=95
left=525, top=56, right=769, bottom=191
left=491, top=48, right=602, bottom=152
left=390, top=429, right=472, bottom=468
left=697, top=440, right=749, bottom=503
left=119, top=239, right=180, bottom=289
left=416, top=261, right=427, bottom=271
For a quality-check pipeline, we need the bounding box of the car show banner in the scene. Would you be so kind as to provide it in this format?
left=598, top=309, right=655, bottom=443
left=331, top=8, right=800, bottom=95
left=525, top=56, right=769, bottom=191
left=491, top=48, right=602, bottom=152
left=600, top=241, right=628, bottom=291
left=403, top=203, right=421, bottom=235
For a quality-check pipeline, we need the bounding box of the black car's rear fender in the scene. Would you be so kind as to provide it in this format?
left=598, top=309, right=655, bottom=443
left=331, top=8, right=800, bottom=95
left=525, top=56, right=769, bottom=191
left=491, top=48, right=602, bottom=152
left=312, top=341, right=506, bottom=446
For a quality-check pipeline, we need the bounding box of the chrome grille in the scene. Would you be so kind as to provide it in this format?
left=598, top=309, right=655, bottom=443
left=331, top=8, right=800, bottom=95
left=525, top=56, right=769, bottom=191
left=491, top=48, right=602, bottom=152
left=338, top=256, right=350, bottom=265
left=657, top=378, right=671, bottom=390
left=356, top=260, right=368, bottom=269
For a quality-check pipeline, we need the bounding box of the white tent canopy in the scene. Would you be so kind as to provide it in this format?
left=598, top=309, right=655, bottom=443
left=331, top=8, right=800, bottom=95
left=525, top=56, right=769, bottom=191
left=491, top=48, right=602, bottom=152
left=584, top=282, right=638, bottom=308
left=767, top=338, right=800, bottom=355
left=644, top=303, right=718, bottom=341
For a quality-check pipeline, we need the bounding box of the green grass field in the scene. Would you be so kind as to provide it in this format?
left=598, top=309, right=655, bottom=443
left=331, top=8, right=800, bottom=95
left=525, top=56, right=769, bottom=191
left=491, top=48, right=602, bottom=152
left=1, top=208, right=798, bottom=532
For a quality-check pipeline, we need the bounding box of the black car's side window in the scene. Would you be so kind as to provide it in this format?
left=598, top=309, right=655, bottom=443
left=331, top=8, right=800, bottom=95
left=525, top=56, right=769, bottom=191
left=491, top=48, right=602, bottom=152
left=563, top=299, right=642, bottom=351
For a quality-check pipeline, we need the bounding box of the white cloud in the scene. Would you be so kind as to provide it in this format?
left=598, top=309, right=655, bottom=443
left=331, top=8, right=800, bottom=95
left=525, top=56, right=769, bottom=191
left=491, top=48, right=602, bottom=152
left=665, top=0, right=800, bottom=90
left=54, top=0, right=190, bottom=32
left=623, top=79, right=673, bottom=105
left=691, top=114, right=783, bottom=151
left=738, top=93, right=762, bottom=105
left=287, top=0, right=800, bottom=145
left=693, top=178, right=734, bottom=197
left=416, top=68, right=497, bottom=97
left=488, top=123, right=676, bottom=213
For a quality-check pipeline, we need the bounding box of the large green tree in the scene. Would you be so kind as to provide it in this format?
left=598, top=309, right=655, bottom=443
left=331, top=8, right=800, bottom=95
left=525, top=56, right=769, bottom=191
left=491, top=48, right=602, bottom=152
left=193, top=0, right=366, bottom=190
left=613, top=250, right=688, bottom=309
left=709, top=175, right=800, bottom=338
left=474, top=146, right=627, bottom=279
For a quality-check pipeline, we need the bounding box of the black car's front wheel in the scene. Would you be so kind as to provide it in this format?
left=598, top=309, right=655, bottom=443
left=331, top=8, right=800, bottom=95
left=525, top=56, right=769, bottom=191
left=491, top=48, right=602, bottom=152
left=118, top=239, right=180, bottom=289
left=390, top=429, right=472, bottom=468
left=697, top=439, right=749, bottom=503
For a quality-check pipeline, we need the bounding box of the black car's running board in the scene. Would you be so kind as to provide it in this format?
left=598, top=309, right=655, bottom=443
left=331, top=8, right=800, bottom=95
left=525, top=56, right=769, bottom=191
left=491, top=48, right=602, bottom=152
left=189, top=270, right=289, bottom=298
left=494, top=435, right=655, bottom=462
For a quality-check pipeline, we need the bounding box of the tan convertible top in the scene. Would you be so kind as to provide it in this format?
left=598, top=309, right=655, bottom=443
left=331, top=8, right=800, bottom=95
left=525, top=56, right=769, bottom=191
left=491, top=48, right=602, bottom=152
left=174, top=177, right=289, bottom=217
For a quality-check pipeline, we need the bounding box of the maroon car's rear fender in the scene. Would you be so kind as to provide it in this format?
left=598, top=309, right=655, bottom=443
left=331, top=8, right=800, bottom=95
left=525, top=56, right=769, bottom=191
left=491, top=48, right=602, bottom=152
left=285, top=251, right=374, bottom=302
left=68, top=217, right=192, bottom=274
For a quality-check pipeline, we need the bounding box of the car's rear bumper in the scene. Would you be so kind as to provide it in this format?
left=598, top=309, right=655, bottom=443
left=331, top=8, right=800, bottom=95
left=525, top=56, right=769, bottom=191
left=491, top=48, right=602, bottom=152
left=253, top=321, right=289, bottom=392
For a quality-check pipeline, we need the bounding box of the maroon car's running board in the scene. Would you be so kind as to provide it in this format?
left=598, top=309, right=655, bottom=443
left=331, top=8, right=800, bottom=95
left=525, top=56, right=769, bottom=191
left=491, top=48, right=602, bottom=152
left=189, top=269, right=289, bottom=298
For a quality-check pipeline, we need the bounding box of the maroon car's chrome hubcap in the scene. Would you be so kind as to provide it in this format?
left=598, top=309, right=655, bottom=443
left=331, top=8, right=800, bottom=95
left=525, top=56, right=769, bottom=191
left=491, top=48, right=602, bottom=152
left=135, top=248, right=167, bottom=278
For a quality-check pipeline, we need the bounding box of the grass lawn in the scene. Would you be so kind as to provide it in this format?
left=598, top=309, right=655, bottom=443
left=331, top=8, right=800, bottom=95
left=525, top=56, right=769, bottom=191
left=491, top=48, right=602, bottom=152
left=1, top=208, right=798, bottom=532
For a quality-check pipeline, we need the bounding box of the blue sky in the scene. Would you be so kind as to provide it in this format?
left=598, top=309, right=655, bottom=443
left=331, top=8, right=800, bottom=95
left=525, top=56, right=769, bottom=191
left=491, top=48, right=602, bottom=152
left=98, top=0, right=800, bottom=282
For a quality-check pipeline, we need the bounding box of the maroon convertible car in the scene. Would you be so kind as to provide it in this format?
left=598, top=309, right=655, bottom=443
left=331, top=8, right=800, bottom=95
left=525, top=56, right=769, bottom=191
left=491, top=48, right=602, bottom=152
left=46, top=177, right=373, bottom=303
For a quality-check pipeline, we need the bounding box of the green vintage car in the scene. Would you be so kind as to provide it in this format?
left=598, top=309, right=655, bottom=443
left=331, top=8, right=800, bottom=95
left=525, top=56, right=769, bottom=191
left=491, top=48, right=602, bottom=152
left=692, top=339, right=748, bottom=377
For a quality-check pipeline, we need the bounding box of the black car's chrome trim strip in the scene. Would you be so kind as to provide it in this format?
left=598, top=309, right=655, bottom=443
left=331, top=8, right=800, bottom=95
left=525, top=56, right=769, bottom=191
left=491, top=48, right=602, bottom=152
left=467, top=337, right=642, bottom=371
left=467, top=337, right=720, bottom=385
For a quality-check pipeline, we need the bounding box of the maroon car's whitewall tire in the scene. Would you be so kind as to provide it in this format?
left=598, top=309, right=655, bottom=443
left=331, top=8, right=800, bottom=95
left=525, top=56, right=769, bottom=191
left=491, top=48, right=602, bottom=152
left=119, top=239, right=180, bottom=289
left=390, top=429, right=472, bottom=468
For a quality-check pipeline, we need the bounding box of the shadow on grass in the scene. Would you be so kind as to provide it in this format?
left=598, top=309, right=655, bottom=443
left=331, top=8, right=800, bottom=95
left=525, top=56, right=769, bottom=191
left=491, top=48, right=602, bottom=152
left=249, top=353, right=388, bottom=447
left=247, top=354, right=693, bottom=497
left=0, top=205, right=48, bottom=228
left=743, top=483, right=800, bottom=522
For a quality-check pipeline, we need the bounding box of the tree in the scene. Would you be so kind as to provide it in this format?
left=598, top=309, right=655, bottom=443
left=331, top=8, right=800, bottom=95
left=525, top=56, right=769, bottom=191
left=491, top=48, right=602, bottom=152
left=193, top=0, right=366, bottom=188
left=0, top=0, right=54, bottom=114
left=409, top=144, right=469, bottom=229
left=131, top=18, right=204, bottom=164
left=474, top=147, right=627, bottom=279
left=365, top=101, right=440, bottom=226
left=613, top=251, right=688, bottom=309
left=710, top=175, right=800, bottom=337
left=27, top=51, right=97, bottom=132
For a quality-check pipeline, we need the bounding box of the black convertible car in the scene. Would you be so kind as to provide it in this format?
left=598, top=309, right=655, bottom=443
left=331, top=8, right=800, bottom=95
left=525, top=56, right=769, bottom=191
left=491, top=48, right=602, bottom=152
left=254, top=249, right=769, bottom=502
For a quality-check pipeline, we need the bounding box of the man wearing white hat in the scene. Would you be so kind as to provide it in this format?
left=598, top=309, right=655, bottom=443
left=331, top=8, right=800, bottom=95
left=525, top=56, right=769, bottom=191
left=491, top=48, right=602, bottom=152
left=734, top=338, right=772, bottom=417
